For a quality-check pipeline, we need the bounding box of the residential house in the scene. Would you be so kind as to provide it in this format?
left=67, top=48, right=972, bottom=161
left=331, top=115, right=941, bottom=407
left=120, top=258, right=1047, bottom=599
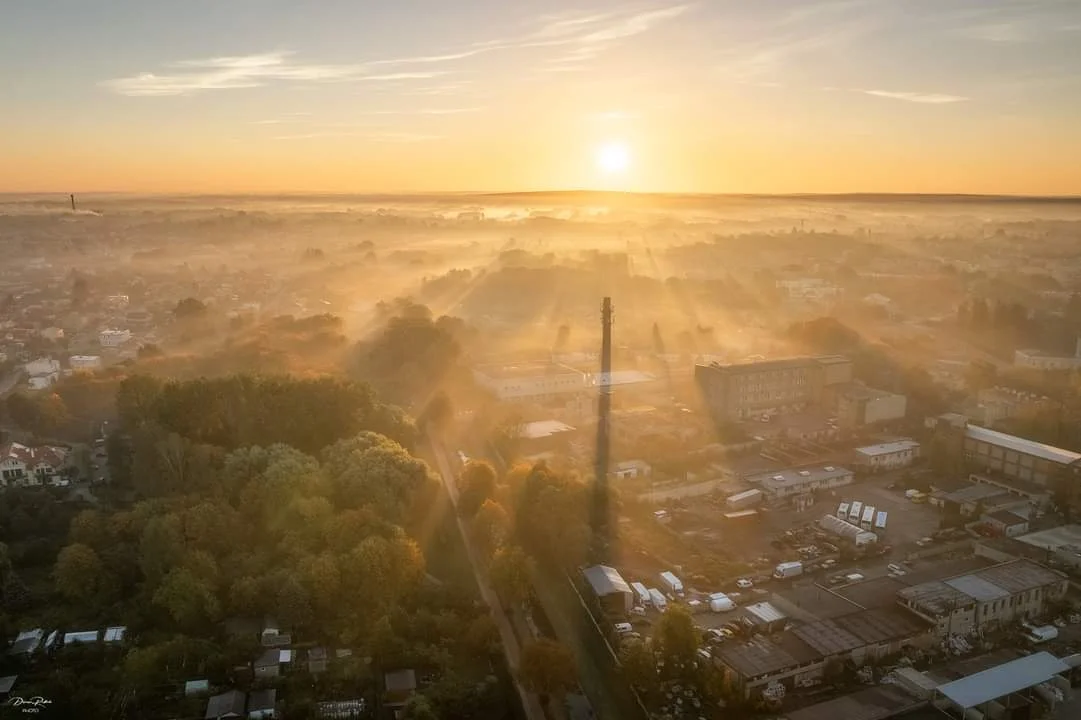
left=23, top=357, right=60, bottom=389
left=247, top=689, right=277, bottom=720
left=0, top=443, right=70, bottom=487
left=205, top=690, right=247, bottom=720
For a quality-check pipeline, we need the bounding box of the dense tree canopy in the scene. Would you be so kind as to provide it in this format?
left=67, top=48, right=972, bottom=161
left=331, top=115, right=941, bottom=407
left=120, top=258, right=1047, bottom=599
left=116, top=373, right=415, bottom=454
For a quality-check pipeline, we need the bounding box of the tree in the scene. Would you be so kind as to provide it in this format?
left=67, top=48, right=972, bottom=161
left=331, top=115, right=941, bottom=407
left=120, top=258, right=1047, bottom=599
left=139, top=514, right=185, bottom=584
left=519, top=639, right=577, bottom=701
left=153, top=567, right=220, bottom=629
left=53, top=543, right=106, bottom=602
left=458, top=460, right=497, bottom=517
left=401, top=696, right=439, bottom=720
left=323, top=432, right=432, bottom=521
left=173, top=297, right=208, bottom=320
left=470, top=500, right=509, bottom=561
left=6, top=392, right=70, bottom=439
left=619, top=639, right=659, bottom=697
left=654, top=606, right=699, bottom=680
left=489, top=545, right=533, bottom=607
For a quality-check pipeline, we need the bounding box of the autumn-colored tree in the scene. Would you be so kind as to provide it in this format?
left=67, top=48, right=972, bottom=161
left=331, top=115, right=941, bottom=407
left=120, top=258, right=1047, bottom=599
left=489, top=545, right=533, bottom=607
left=519, top=639, right=577, bottom=701
left=458, top=460, right=497, bottom=517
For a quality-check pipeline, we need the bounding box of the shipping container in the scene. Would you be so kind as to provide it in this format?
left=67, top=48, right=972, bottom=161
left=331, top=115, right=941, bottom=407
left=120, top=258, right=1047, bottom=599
left=726, top=489, right=764, bottom=511
left=648, top=588, right=667, bottom=611
left=837, top=502, right=850, bottom=519
left=874, top=511, right=888, bottom=530
left=630, top=581, right=650, bottom=606
left=849, top=501, right=863, bottom=523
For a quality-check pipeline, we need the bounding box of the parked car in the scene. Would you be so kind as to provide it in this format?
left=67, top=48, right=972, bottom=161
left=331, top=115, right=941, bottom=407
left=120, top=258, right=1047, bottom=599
left=736, top=578, right=754, bottom=590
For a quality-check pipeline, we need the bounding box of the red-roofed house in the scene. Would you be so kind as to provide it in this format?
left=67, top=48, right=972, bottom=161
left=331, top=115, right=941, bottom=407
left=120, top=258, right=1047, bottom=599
left=0, top=443, right=71, bottom=487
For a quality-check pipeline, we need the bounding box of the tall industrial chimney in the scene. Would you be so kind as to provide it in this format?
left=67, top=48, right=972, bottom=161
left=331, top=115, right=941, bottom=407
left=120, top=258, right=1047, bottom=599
left=591, top=296, right=614, bottom=563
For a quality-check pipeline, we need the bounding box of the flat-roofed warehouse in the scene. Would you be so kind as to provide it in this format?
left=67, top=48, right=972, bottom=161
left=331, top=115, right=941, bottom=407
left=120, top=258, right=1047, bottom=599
left=897, top=559, right=1067, bottom=637
left=963, top=424, right=1081, bottom=486
left=472, top=362, right=588, bottom=401
left=746, top=465, right=854, bottom=500
left=694, top=355, right=852, bottom=421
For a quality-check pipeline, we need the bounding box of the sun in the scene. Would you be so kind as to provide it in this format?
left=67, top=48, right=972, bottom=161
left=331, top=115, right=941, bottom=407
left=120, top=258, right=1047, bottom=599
left=596, top=142, right=631, bottom=175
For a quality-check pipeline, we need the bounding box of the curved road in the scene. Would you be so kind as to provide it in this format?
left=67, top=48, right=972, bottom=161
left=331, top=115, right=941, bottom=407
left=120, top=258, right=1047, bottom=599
left=427, top=433, right=547, bottom=720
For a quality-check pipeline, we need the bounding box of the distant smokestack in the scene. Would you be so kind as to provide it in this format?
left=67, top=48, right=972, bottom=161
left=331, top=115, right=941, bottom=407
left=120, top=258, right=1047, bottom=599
left=70, top=194, right=76, bottom=212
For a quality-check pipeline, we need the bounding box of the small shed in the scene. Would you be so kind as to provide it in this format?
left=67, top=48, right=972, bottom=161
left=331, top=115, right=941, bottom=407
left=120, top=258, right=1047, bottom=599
left=185, top=679, right=211, bottom=697
left=308, top=647, right=328, bottom=675
left=206, top=689, right=246, bottom=720
left=743, top=602, right=788, bottom=633
left=384, top=668, right=418, bottom=708
left=253, top=649, right=281, bottom=679
left=247, top=688, right=277, bottom=719
left=984, top=510, right=1030, bottom=537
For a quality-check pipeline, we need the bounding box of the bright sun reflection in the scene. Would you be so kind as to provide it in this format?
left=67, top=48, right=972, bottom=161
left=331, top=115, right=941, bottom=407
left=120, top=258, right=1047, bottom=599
left=596, top=142, right=630, bottom=175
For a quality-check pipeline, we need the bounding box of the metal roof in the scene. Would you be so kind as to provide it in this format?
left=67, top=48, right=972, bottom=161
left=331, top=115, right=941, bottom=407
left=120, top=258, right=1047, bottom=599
left=936, top=652, right=1070, bottom=709
left=744, top=602, right=786, bottom=625
left=944, top=576, right=1010, bottom=603
left=582, top=565, right=632, bottom=597
left=965, top=425, right=1081, bottom=466
left=855, top=440, right=920, bottom=457
left=716, top=635, right=821, bottom=679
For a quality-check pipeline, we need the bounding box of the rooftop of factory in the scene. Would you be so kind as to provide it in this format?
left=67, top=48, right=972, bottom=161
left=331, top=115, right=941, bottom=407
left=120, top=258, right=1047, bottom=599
left=747, top=464, right=853, bottom=491
left=964, top=424, right=1081, bottom=465
left=935, top=652, right=1070, bottom=710
left=898, top=559, right=1065, bottom=615
left=473, top=362, right=584, bottom=379
left=854, top=439, right=920, bottom=457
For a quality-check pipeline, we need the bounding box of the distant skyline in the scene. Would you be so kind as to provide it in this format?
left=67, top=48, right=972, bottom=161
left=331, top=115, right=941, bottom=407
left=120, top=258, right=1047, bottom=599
left=3, top=0, right=1080, bottom=194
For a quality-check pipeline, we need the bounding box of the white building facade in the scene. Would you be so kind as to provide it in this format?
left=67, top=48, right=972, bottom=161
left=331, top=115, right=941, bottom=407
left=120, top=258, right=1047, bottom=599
left=854, top=439, right=921, bottom=471
left=99, top=329, right=132, bottom=347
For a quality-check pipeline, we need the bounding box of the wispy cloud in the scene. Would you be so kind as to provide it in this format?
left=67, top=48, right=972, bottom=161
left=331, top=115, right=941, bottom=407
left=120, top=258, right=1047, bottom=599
left=102, top=51, right=452, bottom=96
left=104, top=4, right=693, bottom=97
left=860, top=89, right=968, bottom=104
left=274, top=131, right=442, bottom=142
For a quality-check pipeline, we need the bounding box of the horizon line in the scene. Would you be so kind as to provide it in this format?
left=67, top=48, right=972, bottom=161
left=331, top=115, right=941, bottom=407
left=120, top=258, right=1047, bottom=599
left=4, top=190, right=1081, bottom=201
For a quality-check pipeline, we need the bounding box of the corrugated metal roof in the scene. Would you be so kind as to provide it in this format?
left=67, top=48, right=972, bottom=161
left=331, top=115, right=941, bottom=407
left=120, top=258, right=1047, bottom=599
left=582, top=565, right=632, bottom=597
left=936, top=652, right=1070, bottom=709
left=744, top=602, right=786, bottom=625
left=965, top=425, right=1081, bottom=466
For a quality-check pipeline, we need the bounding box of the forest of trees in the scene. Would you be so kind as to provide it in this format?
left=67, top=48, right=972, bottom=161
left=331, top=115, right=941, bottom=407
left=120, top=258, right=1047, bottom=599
left=0, top=373, right=517, bottom=720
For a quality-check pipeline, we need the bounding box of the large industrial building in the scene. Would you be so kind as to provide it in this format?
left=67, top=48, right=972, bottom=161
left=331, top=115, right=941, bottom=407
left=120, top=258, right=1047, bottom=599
left=836, top=384, right=908, bottom=428
left=897, top=559, right=1068, bottom=638
left=472, top=362, right=589, bottom=402
left=962, top=424, right=1081, bottom=486
left=694, top=355, right=853, bottom=421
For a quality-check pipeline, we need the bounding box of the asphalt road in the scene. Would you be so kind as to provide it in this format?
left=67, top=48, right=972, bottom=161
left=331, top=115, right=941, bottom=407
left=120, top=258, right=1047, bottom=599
left=428, top=432, right=547, bottom=720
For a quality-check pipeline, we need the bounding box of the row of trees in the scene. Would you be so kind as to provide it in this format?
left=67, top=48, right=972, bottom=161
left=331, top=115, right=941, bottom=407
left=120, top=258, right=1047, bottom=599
left=116, top=373, right=416, bottom=455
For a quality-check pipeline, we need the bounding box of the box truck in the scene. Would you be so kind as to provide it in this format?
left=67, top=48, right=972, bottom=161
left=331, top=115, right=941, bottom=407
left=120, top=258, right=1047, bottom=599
left=773, top=561, right=804, bottom=580
left=648, top=588, right=667, bottom=611
left=659, top=571, right=684, bottom=597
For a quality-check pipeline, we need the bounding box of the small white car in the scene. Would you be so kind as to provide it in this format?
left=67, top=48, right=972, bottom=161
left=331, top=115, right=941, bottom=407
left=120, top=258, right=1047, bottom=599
left=736, top=578, right=754, bottom=590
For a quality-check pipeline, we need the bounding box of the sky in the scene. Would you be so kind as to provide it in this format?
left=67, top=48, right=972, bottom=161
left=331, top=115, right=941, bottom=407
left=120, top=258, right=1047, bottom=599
left=3, top=0, right=1080, bottom=194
